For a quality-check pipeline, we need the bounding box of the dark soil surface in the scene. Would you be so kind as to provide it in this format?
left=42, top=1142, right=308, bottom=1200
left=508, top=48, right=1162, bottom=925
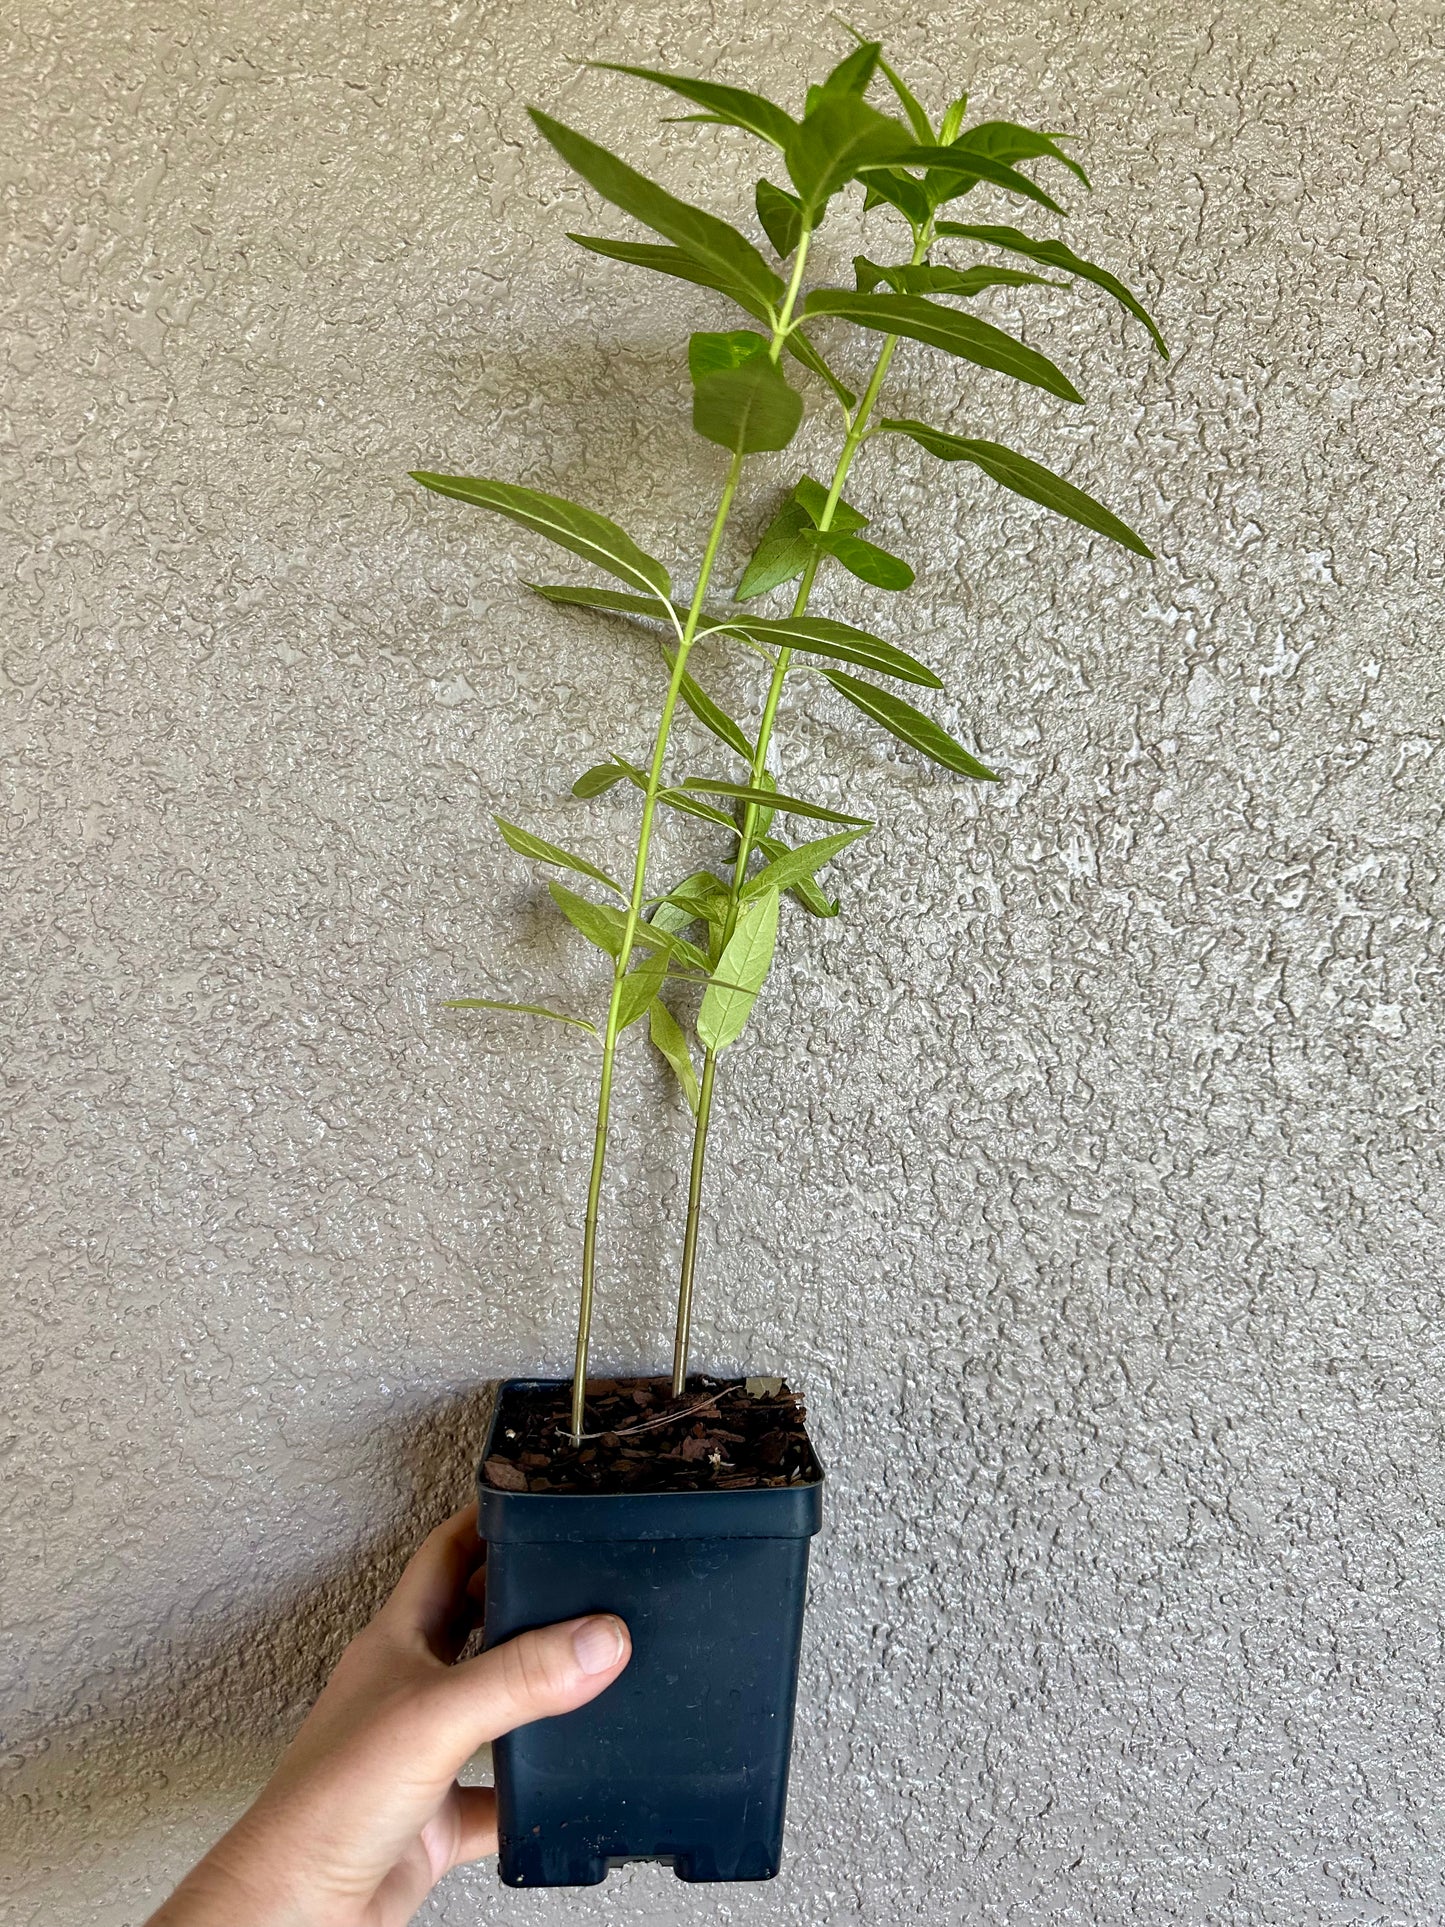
left=482, top=1376, right=822, bottom=1496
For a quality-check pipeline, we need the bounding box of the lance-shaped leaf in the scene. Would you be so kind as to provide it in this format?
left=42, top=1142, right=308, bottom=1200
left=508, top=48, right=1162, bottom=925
left=678, top=778, right=871, bottom=826
left=548, top=880, right=711, bottom=970
left=661, top=644, right=754, bottom=760
left=590, top=63, right=795, bottom=148
left=568, top=231, right=762, bottom=311
left=755, top=178, right=803, bottom=256
left=735, top=482, right=867, bottom=600
left=879, top=419, right=1153, bottom=555
left=822, top=669, right=999, bottom=778
left=785, top=477, right=911, bottom=585
left=810, top=529, right=915, bottom=590
left=792, top=475, right=869, bottom=531
left=615, top=947, right=671, bottom=1031
left=443, top=996, right=598, bottom=1034
left=807, top=39, right=882, bottom=106
left=803, top=289, right=1082, bottom=402
left=736, top=496, right=813, bottom=600
left=411, top=475, right=672, bottom=599
left=871, top=142, right=1067, bottom=216
left=690, top=331, right=803, bottom=452
left=741, top=827, right=869, bottom=900
left=785, top=92, right=915, bottom=217
left=494, top=816, right=624, bottom=894
left=853, top=256, right=1064, bottom=298
left=936, top=222, right=1168, bottom=356
left=648, top=996, right=700, bottom=1112
left=717, top=611, right=943, bottom=687
left=757, top=831, right=840, bottom=916
left=697, top=888, right=780, bottom=1053
left=529, top=581, right=680, bottom=624
left=572, top=761, right=634, bottom=798
left=530, top=110, right=784, bottom=311
left=952, top=120, right=1089, bottom=188
left=861, top=167, right=933, bottom=225
left=837, top=20, right=933, bottom=141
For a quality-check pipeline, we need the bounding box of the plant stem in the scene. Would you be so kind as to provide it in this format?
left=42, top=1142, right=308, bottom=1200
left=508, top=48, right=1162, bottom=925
left=571, top=447, right=746, bottom=1441
left=668, top=223, right=934, bottom=1397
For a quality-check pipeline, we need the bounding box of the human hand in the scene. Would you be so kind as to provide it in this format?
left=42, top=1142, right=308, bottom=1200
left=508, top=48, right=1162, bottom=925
left=146, top=1503, right=630, bottom=1927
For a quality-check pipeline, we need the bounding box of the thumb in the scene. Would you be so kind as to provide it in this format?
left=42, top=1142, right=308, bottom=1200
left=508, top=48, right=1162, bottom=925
left=426, top=1614, right=631, bottom=1766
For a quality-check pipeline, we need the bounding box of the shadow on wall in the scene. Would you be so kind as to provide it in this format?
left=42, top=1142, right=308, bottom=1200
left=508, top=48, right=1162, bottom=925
left=3, top=1386, right=498, bottom=1872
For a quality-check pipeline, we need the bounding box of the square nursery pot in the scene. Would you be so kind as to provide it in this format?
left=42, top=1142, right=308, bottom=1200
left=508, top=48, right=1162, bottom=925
left=476, top=1377, right=824, bottom=1887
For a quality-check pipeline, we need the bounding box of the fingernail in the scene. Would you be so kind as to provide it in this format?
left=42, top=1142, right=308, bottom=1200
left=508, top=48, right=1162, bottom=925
left=572, top=1615, right=625, bottom=1675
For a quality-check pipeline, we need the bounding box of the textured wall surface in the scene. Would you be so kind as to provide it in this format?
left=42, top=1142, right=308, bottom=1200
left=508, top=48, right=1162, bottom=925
left=4, top=0, right=1444, bottom=1921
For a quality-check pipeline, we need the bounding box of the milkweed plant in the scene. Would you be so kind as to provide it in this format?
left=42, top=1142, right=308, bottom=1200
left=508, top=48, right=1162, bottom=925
left=411, top=30, right=1166, bottom=1442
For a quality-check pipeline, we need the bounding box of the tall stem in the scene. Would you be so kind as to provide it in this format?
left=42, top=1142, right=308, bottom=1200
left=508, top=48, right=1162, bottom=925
left=572, top=448, right=746, bottom=1441
left=669, top=224, right=934, bottom=1396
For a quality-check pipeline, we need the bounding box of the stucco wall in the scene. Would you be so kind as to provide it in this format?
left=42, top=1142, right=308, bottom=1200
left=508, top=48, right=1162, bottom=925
left=5, top=1, right=1444, bottom=1921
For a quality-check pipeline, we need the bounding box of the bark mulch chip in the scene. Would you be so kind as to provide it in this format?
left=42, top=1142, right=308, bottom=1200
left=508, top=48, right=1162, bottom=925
left=482, top=1376, right=820, bottom=1496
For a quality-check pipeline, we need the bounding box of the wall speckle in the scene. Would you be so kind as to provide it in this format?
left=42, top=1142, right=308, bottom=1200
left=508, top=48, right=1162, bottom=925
left=4, top=1, right=1444, bottom=1922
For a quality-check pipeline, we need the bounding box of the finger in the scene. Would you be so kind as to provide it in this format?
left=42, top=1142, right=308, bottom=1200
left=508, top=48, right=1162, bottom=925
left=447, top=1784, right=499, bottom=1867
left=427, top=1614, right=631, bottom=1762
left=377, top=1503, right=483, bottom=1654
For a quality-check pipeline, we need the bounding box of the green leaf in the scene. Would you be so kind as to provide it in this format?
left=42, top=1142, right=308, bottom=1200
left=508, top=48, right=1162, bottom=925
left=529, top=110, right=783, bottom=310
left=878, top=420, right=1153, bottom=555
left=861, top=168, right=933, bottom=225
left=572, top=761, right=633, bottom=798
left=716, top=611, right=943, bottom=687
left=443, top=996, right=598, bottom=1034
left=755, top=178, right=803, bottom=257
left=410, top=474, right=672, bottom=598
left=736, top=496, right=813, bottom=600
left=692, top=344, right=804, bottom=453
left=648, top=997, right=700, bottom=1113
left=548, top=880, right=711, bottom=969
left=567, top=231, right=767, bottom=316
left=822, top=669, right=999, bottom=778
left=940, top=95, right=968, bottom=145
left=756, top=831, right=840, bottom=916
left=936, top=222, right=1168, bottom=356
left=819, top=40, right=881, bottom=97
left=785, top=93, right=914, bottom=216
left=853, top=256, right=1064, bottom=298
left=616, top=947, right=670, bottom=1031
left=792, top=475, right=869, bottom=533
left=812, top=530, right=915, bottom=590
left=529, top=581, right=677, bottom=621
left=802, top=289, right=1082, bottom=402
left=697, top=888, right=780, bottom=1052
left=547, top=879, right=628, bottom=957
left=678, top=777, right=871, bottom=826
left=876, top=142, right=1067, bottom=216
left=590, top=63, right=795, bottom=148
left=689, top=328, right=770, bottom=381
left=662, top=645, right=754, bottom=760
left=741, top=827, right=868, bottom=900
left=784, top=328, right=858, bottom=410
left=655, top=786, right=738, bottom=829
left=494, top=816, right=624, bottom=893
left=835, top=21, right=932, bottom=141
left=952, top=120, right=1089, bottom=188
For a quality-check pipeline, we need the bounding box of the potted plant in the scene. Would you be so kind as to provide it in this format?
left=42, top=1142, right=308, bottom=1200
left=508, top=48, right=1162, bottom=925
left=410, top=30, right=1164, bottom=1888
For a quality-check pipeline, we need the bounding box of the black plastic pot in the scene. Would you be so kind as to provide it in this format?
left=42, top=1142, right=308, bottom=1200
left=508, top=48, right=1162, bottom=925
left=476, top=1378, right=824, bottom=1887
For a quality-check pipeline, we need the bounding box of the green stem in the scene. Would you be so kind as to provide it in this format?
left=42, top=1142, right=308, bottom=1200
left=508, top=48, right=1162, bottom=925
left=571, top=446, right=746, bottom=1441
left=669, top=221, right=934, bottom=1397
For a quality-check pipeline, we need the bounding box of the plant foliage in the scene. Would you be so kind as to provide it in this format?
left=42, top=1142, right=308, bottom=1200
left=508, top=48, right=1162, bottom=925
left=410, top=29, right=1166, bottom=1434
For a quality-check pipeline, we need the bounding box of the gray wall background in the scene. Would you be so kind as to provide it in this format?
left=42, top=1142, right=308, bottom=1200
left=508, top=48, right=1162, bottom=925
left=4, top=1, right=1444, bottom=1921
